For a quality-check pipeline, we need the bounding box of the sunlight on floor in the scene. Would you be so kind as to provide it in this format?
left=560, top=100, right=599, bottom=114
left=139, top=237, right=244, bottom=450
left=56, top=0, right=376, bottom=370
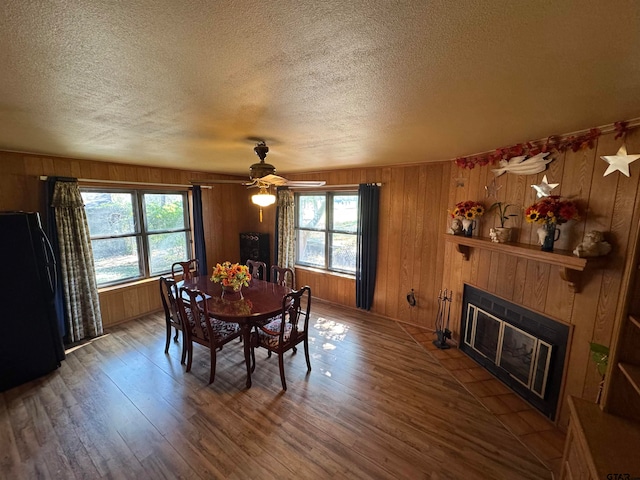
left=313, top=317, right=352, bottom=378
left=64, top=333, right=111, bottom=354
left=313, top=317, right=350, bottom=344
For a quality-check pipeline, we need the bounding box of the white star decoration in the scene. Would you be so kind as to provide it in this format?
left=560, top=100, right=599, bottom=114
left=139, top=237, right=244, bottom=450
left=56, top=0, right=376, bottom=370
left=531, top=175, right=559, bottom=198
left=601, top=144, right=640, bottom=177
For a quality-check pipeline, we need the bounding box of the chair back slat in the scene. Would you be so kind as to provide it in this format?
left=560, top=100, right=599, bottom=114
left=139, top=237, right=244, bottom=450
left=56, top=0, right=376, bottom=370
left=178, top=286, right=208, bottom=341
left=247, top=260, right=267, bottom=280
left=271, top=265, right=295, bottom=289
left=159, top=276, right=180, bottom=325
left=282, top=286, right=310, bottom=343
left=171, top=259, right=199, bottom=280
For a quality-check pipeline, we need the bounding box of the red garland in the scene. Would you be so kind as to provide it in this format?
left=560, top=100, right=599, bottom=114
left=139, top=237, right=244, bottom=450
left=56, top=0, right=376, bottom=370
left=454, top=121, right=633, bottom=169
left=614, top=121, right=629, bottom=139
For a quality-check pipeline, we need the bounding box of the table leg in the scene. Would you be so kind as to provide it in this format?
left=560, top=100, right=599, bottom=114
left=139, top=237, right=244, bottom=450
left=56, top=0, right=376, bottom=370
left=242, top=324, right=252, bottom=388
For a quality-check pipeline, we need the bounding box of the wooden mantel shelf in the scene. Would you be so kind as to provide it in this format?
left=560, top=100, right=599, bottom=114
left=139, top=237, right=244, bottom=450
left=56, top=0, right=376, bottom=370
left=444, top=234, right=589, bottom=293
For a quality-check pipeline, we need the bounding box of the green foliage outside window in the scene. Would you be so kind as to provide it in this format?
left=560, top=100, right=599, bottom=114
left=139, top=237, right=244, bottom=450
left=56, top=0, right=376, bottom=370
left=82, top=190, right=190, bottom=286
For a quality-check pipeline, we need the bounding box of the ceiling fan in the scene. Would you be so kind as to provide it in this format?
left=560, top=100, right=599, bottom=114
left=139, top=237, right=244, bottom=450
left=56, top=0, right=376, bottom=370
left=195, top=140, right=326, bottom=189
left=194, top=140, right=325, bottom=221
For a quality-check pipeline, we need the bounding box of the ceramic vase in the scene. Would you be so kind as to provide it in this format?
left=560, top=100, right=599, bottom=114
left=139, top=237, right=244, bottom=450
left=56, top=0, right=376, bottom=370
left=538, top=223, right=561, bottom=252
left=462, top=218, right=476, bottom=237
left=490, top=227, right=512, bottom=243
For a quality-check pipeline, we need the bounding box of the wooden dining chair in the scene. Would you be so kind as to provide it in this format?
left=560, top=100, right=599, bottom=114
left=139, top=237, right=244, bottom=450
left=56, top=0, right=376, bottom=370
left=250, top=286, right=312, bottom=391
left=247, top=259, right=267, bottom=280
left=270, top=265, right=295, bottom=289
left=159, top=276, right=187, bottom=364
left=171, top=259, right=199, bottom=280
left=177, top=286, right=242, bottom=384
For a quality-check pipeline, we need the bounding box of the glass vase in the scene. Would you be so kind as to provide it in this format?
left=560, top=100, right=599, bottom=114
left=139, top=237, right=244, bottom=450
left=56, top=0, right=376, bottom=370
left=221, top=284, right=243, bottom=300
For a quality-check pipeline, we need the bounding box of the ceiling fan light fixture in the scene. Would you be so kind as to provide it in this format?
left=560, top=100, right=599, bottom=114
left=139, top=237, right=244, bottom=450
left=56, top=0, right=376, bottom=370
left=251, top=186, right=276, bottom=207
left=249, top=160, right=276, bottom=180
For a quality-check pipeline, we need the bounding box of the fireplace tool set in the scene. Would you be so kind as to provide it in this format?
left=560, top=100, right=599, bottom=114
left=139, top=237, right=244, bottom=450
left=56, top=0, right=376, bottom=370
left=433, top=289, right=452, bottom=349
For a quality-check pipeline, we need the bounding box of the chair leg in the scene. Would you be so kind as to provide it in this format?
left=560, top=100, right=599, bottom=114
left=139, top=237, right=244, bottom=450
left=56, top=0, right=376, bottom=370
left=278, top=351, right=287, bottom=391
left=304, top=337, right=311, bottom=372
left=186, top=342, right=193, bottom=373
left=174, top=326, right=179, bottom=342
left=180, top=332, right=187, bottom=365
left=250, top=345, right=256, bottom=373
left=164, top=322, right=171, bottom=354
left=208, top=346, right=217, bottom=384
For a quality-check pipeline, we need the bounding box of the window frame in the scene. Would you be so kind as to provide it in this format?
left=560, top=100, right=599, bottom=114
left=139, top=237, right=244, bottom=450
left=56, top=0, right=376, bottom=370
left=81, top=187, right=192, bottom=287
left=294, top=191, right=359, bottom=275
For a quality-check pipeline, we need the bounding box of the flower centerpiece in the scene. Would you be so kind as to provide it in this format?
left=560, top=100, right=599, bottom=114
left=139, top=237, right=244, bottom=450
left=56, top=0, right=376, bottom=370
left=211, top=262, right=252, bottom=293
left=449, top=200, right=484, bottom=237
left=525, top=196, right=579, bottom=251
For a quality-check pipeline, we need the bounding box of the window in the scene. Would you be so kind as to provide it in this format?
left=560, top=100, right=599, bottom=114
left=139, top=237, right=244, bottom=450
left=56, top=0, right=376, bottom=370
left=81, top=189, right=191, bottom=286
left=295, top=192, right=358, bottom=274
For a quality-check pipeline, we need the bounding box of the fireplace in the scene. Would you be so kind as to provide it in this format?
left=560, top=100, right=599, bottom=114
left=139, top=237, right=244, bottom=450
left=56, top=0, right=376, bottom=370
left=460, top=285, right=570, bottom=420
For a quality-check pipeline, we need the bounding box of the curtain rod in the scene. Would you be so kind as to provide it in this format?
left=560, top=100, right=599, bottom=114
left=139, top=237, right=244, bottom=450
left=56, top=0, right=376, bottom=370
left=38, top=176, right=212, bottom=189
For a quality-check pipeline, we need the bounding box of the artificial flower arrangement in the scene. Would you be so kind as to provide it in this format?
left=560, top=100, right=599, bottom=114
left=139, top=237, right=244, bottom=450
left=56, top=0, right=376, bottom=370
left=211, top=261, right=252, bottom=291
left=524, top=196, right=579, bottom=225
left=450, top=200, right=485, bottom=220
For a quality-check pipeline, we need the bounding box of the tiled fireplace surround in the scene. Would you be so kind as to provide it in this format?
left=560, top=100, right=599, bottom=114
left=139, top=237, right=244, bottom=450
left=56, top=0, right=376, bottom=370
left=403, top=285, right=572, bottom=477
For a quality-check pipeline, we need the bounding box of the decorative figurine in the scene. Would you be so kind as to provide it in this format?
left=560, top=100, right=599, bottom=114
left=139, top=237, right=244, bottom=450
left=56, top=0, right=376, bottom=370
left=449, top=218, right=463, bottom=235
left=573, top=231, right=612, bottom=258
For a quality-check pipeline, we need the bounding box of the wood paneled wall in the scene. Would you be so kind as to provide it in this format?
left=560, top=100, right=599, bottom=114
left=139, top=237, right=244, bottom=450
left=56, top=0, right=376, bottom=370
left=286, top=162, right=452, bottom=327
left=0, top=151, right=257, bottom=327
left=440, top=129, right=640, bottom=426
left=287, top=129, right=640, bottom=427
left=3, top=127, right=639, bottom=427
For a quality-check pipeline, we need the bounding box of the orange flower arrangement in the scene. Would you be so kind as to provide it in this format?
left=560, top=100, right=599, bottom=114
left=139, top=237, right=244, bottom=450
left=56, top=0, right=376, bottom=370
left=211, top=262, right=251, bottom=291
left=525, top=196, right=579, bottom=225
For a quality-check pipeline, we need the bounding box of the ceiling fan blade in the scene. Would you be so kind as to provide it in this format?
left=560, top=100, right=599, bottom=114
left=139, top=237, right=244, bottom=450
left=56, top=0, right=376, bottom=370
left=191, top=179, right=247, bottom=185
left=259, top=174, right=326, bottom=187
left=284, top=180, right=327, bottom=187
left=259, top=174, right=289, bottom=186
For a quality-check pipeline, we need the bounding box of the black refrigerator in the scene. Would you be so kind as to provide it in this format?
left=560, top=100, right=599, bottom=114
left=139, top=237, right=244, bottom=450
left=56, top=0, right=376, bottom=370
left=0, top=212, right=65, bottom=391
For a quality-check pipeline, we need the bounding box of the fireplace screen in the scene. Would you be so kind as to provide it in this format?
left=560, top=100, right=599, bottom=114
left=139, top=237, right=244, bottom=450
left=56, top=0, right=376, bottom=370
left=460, top=284, right=569, bottom=420
left=465, top=304, right=552, bottom=399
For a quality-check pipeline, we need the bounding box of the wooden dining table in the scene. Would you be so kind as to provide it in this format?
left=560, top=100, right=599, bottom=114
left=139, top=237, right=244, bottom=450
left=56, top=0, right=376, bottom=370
left=179, top=276, right=291, bottom=388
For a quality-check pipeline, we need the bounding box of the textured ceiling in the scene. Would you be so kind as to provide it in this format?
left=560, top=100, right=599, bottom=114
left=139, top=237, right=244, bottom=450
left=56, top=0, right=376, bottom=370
left=2, top=0, right=640, bottom=176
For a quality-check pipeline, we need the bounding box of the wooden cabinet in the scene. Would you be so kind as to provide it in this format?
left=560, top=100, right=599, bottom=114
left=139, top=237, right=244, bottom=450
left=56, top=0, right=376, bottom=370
left=239, top=232, right=270, bottom=278
left=560, top=221, right=640, bottom=479
left=604, top=240, right=640, bottom=423
left=560, top=396, right=640, bottom=479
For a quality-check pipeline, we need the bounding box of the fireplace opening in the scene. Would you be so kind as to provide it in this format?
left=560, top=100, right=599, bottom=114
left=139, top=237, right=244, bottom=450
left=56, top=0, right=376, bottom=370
left=460, top=285, right=569, bottom=420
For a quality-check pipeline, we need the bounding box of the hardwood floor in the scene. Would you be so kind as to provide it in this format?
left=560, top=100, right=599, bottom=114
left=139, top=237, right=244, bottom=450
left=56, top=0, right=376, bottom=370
left=0, top=301, right=552, bottom=479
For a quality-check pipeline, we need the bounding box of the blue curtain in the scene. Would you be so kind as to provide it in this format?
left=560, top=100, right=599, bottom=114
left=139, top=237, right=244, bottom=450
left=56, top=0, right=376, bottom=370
left=45, top=176, right=74, bottom=342
left=192, top=185, right=208, bottom=275
left=356, top=184, right=380, bottom=310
